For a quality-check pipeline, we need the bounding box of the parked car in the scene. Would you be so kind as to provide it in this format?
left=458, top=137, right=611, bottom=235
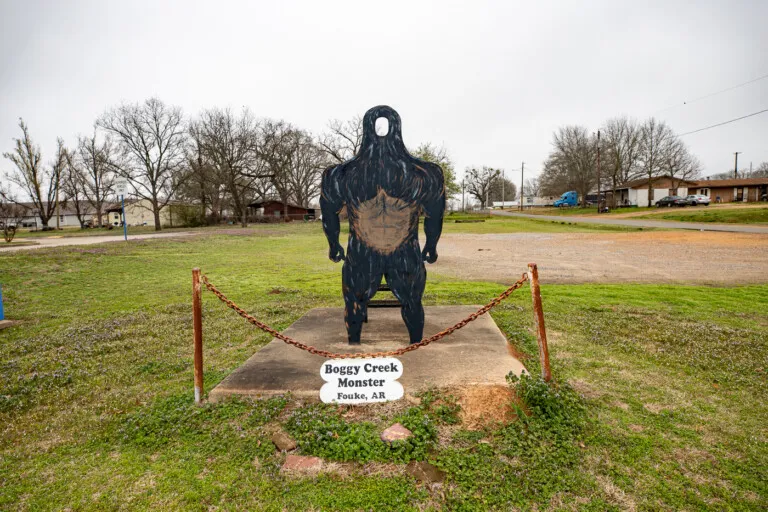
left=656, top=196, right=688, bottom=207
left=686, top=194, right=711, bottom=206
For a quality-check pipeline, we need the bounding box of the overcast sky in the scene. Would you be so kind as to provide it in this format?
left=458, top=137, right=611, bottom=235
left=2, top=0, right=767, bottom=193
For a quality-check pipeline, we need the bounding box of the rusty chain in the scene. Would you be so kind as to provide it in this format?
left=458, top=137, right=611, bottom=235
left=200, top=272, right=529, bottom=359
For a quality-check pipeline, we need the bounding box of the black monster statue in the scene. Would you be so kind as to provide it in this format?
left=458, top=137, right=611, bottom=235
left=321, top=105, right=446, bottom=345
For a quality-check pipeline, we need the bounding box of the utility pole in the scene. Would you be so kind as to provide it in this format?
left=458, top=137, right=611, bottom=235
left=734, top=152, right=741, bottom=179
left=520, top=162, right=524, bottom=211
left=501, top=169, right=505, bottom=209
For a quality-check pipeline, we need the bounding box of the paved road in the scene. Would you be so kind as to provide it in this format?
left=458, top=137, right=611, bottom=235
left=493, top=210, right=768, bottom=234
left=0, top=231, right=197, bottom=253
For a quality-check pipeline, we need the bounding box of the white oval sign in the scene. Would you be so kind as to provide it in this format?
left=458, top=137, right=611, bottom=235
left=320, top=357, right=404, bottom=404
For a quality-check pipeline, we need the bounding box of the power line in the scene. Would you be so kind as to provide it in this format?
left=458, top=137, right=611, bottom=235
left=677, top=108, right=768, bottom=137
left=654, top=72, right=768, bottom=114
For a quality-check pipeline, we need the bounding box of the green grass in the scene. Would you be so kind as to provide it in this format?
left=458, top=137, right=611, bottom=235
left=0, top=224, right=766, bottom=510
left=637, top=206, right=768, bottom=224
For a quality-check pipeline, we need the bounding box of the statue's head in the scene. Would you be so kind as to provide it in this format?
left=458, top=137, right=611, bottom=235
left=361, top=105, right=407, bottom=152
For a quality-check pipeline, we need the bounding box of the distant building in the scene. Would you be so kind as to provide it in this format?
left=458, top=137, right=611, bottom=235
left=15, top=202, right=95, bottom=228
left=614, top=177, right=699, bottom=207
left=689, top=177, right=768, bottom=203
left=247, top=200, right=317, bottom=221
left=614, top=176, right=768, bottom=206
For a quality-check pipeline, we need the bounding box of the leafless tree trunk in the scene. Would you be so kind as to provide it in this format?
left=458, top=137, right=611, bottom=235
left=664, top=139, right=701, bottom=193
left=602, top=117, right=641, bottom=207
left=77, top=132, right=116, bottom=227
left=97, top=98, right=189, bottom=231
left=61, top=149, right=91, bottom=228
left=2, top=119, right=62, bottom=228
left=317, top=116, right=363, bottom=164
left=285, top=129, right=325, bottom=207
left=0, top=187, right=26, bottom=242
left=550, top=126, right=596, bottom=206
left=192, top=108, right=263, bottom=227
left=638, top=118, right=675, bottom=207
left=261, top=120, right=298, bottom=220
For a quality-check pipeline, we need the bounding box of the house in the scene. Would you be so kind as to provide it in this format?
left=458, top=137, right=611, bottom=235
left=16, top=202, right=96, bottom=229
left=247, top=200, right=317, bottom=221
left=614, top=177, right=699, bottom=207
left=104, top=199, right=180, bottom=227
left=688, top=177, right=768, bottom=203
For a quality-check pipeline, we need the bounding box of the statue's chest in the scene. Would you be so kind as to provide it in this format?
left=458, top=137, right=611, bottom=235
left=349, top=189, right=417, bottom=254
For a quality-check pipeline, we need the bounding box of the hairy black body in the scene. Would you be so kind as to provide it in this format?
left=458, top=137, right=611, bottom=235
left=321, top=106, right=446, bottom=344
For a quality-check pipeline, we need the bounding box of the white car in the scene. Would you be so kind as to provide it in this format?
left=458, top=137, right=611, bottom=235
left=686, top=194, right=710, bottom=206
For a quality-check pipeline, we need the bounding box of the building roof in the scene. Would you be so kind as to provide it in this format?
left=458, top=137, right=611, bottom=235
left=248, top=200, right=313, bottom=210
left=691, top=177, right=768, bottom=187
left=16, top=201, right=95, bottom=216
left=616, top=176, right=699, bottom=190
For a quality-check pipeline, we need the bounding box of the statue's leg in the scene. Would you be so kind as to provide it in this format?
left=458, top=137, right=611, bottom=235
left=342, top=261, right=380, bottom=344
left=386, top=263, right=426, bottom=344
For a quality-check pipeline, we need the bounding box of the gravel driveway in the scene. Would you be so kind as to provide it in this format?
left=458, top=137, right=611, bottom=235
left=431, top=231, right=768, bottom=285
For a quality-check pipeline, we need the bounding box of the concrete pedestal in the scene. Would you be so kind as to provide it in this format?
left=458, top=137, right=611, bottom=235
left=208, top=306, right=526, bottom=402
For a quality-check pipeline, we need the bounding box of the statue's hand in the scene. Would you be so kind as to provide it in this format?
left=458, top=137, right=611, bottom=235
left=329, top=242, right=345, bottom=263
left=422, top=246, right=438, bottom=264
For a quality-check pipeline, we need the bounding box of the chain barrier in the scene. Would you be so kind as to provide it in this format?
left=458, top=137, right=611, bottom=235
left=200, top=272, right=529, bottom=359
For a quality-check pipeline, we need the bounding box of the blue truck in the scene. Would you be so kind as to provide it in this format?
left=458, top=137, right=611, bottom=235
left=553, top=191, right=578, bottom=207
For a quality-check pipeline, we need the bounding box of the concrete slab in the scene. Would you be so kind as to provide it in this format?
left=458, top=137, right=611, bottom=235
left=208, top=306, right=526, bottom=402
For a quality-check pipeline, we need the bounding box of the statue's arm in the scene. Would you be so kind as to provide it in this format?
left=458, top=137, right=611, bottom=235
left=422, top=164, right=446, bottom=263
left=320, top=165, right=345, bottom=262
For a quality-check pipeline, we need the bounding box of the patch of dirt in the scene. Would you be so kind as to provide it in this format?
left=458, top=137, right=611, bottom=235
left=432, top=231, right=768, bottom=284
left=453, top=385, right=518, bottom=430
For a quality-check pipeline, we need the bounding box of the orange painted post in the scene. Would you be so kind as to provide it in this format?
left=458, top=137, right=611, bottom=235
left=527, top=263, right=552, bottom=382
left=192, top=268, right=204, bottom=403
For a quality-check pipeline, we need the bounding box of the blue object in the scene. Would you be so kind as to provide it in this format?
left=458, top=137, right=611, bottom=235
left=0, top=283, right=4, bottom=321
left=121, top=195, right=128, bottom=241
left=553, top=190, right=578, bottom=207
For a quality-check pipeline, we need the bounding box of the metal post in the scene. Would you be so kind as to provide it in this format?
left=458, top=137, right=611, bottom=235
left=0, top=283, right=4, bottom=321
left=527, top=263, right=551, bottom=382
left=192, top=268, right=204, bottom=403
left=121, top=195, right=128, bottom=241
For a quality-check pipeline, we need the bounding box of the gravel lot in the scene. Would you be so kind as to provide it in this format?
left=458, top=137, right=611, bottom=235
left=431, top=231, right=768, bottom=285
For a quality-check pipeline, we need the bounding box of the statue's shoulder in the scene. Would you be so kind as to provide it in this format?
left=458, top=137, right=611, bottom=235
left=410, top=158, right=444, bottom=183
left=322, top=162, right=347, bottom=182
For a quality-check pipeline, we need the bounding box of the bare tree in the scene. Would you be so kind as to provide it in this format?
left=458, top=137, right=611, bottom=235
left=411, top=143, right=460, bottom=196
left=602, top=117, right=642, bottom=207
left=185, top=124, right=225, bottom=224
left=261, top=119, right=299, bottom=219
left=192, top=107, right=264, bottom=227
left=77, top=132, right=116, bottom=227
left=97, top=98, right=189, bottom=230
left=524, top=177, right=541, bottom=197
left=465, top=166, right=501, bottom=208
left=638, top=118, right=675, bottom=206
left=542, top=126, right=596, bottom=206
left=61, top=149, right=91, bottom=228
left=317, top=116, right=363, bottom=164
left=285, top=129, right=326, bottom=207
left=0, top=187, right=26, bottom=242
left=663, top=139, right=701, bottom=193
left=2, top=119, right=63, bottom=228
